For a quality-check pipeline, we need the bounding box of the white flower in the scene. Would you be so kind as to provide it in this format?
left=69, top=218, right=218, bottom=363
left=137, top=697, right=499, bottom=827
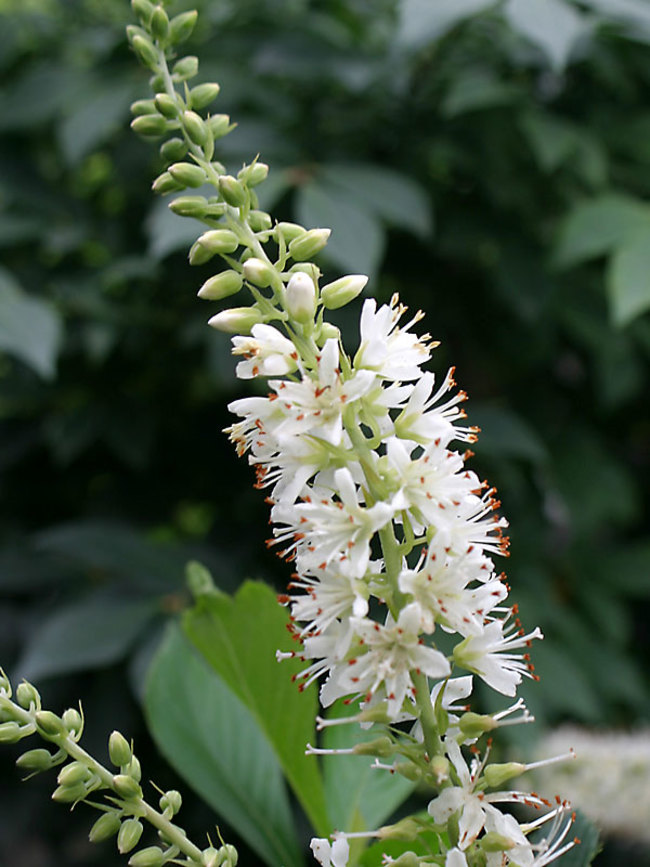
left=453, top=618, right=543, bottom=697
left=285, top=562, right=370, bottom=638
left=445, top=850, right=468, bottom=867
left=231, top=323, right=298, bottom=379
left=310, top=836, right=349, bottom=867
left=393, top=370, right=477, bottom=446
left=354, top=294, right=433, bottom=381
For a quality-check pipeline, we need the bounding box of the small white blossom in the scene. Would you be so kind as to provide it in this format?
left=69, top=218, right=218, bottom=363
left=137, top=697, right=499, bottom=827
left=310, top=836, right=349, bottom=867
left=231, top=323, right=298, bottom=379
left=354, top=294, right=433, bottom=381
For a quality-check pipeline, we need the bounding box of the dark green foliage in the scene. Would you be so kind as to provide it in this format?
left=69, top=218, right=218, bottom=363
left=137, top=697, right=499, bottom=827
left=0, top=0, right=649, bottom=864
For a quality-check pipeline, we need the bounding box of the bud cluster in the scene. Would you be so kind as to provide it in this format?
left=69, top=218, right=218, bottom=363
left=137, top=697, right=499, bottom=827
left=0, top=669, right=237, bottom=866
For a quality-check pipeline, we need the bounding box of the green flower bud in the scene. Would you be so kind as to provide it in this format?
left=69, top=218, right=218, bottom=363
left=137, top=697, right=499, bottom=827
left=393, top=761, right=422, bottom=782
left=201, top=847, right=220, bottom=867
left=35, top=710, right=66, bottom=738
left=150, top=5, right=169, bottom=42
left=15, top=681, right=40, bottom=709
left=430, top=754, right=450, bottom=785
left=248, top=210, right=272, bottom=232
left=276, top=222, right=306, bottom=243
left=218, top=175, right=247, bottom=208
left=52, top=780, right=89, bottom=803
left=242, top=257, right=276, bottom=287
left=129, top=845, right=165, bottom=866
left=197, top=271, right=243, bottom=300
left=109, top=731, right=132, bottom=767
left=131, top=99, right=158, bottom=116
left=483, top=761, right=525, bottom=789
left=172, top=55, right=199, bottom=81
left=458, top=711, right=496, bottom=739
left=124, top=756, right=142, bottom=782
left=131, top=115, right=168, bottom=137
left=89, top=811, right=122, bottom=843
left=352, top=736, right=394, bottom=758
left=189, top=83, right=221, bottom=110
left=131, top=0, right=155, bottom=26
left=0, top=670, right=11, bottom=693
left=168, top=162, right=206, bottom=188
left=189, top=230, right=239, bottom=265
left=118, top=818, right=144, bottom=854
left=131, top=34, right=159, bottom=70
left=16, top=748, right=55, bottom=773
left=159, top=789, right=182, bottom=815
left=207, top=307, right=263, bottom=335
left=168, top=195, right=208, bottom=217
left=288, top=228, right=330, bottom=261
left=218, top=844, right=238, bottom=866
left=182, top=110, right=208, bottom=146
left=62, top=708, right=83, bottom=736
left=318, top=322, right=341, bottom=342
left=285, top=271, right=317, bottom=324
left=378, top=818, right=418, bottom=842
left=126, top=24, right=148, bottom=43
left=206, top=114, right=232, bottom=139
left=160, top=137, right=188, bottom=161
left=154, top=93, right=178, bottom=119
left=152, top=172, right=183, bottom=194
left=113, top=774, right=143, bottom=800
left=321, top=274, right=368, bottom=310
left=169, top=10, right=198, bottom=44
left=0, top=722, right=26, bottom=744
left=237, top=162, right=269, bottom=188
left=57, top=761, right=90, bottom=786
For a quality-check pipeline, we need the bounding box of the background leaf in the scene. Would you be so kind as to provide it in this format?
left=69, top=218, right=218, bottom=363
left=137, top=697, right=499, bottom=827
left=0, top=267, right=62, bottom=378
left=606, top=228, right=650, bottom=326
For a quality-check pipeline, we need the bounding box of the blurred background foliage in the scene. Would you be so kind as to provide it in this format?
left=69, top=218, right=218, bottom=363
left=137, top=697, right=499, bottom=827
left=0, top=0, right=649, bottom=863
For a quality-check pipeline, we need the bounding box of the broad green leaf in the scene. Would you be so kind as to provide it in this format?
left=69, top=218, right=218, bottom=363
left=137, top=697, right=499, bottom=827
left=0, top=267, right=63, bottom=379
left=606, top=228, right=650, bottom=326
left=295, top=181, right=384, bottom=278
left=520, top=112, right=581, bottom=173
left=319, top=164, right=432, bottom=238
left=323, top=701, right=414, bottom=834
left=396, top=0, right=497, bottom=48
left=552, top=194, right=650, bottom=269
left=58, top=77, right=136, bottom=165
left=504, top=0, right=590, bottom=71
left=441, top=70, right=520, bottom=118
left=16, top=595, right=157, bottom=681
left=183, top=581, right=330, bottom=836
left=146, top=199, right=204, bottom=261
left=470, top=405, right=547, bottom=464
left=145, top=624, right=303, bottom=867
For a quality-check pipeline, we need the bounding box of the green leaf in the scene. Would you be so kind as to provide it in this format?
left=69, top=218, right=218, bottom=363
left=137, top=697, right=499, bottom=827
left=396, top=0, right=497, bottom=48
left=58, top=77, right=136, bottom=165
left=441, top=70, right=520, bottom=118
left=520, top=111, right=582, bottom=173
left=183, top=581, right=330, bottom=836
left=470, top=405, right=547, bottom=464
left=553, top=194, right=650, bottom=269
left=606, top=228, right=650, bottom=326
left=0, top=267, right=63, bottom=379
left=322, top=701, right=414, bottom=834
left=319, top=163, right=432, bottom=238
left=295, top=180, right=384, bottom=277
left=16, top=595, right=157, bottom=681
left=504, top=0, right=590, bottom=71
left=146, top=199, right=205, bottom=261
left=145, top=624, right=303, bottom=867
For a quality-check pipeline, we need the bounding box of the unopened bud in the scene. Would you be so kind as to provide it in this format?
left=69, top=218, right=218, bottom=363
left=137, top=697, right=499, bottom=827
left=289, top=228, right=330, bottom=261
left=276, top=222, right=305, bottom=243
left=89, top=811, right=121, bottom=843
left=429, top=754, right=450, bottom=785
left=131, top=98, right=157, bottom=116
left=206, top=115, right=232, bottom=139
left=201, top=847, right=220, bottom=867
left=131, top=34, right=158, bottom=70
left=285, top=272, right=316, bottom=323
left=131, top=0, right=154, bottom=25
left=131, top=115, right=168, bottom=137
left=169, top=195, right=208, bottom=217
left=150, top=5, right=169, bottom=42
left=318, top=322, right=341, bottom=342
left=129, top=845, right=165, bottom=866
left=160, top=137, right=188, bottom=161
left=52, top=781, right=88, bottom=803
left=394, top=761, right=422, bottom=782
left=168, top=162, right=206, bottom=188
left=16, top=748, right=55, bottom=773
left=242, top=257, right=276, bottom=287
left=113, top=774, right=143, bottom=800
left=483, top=761, right=525, bottom=789
left=238, top=162, right=269, bottom=188
left=152, top=172, right=183, bottom=195
left=458, top=711, right=496, bottom=739
left=109, top=731, right=132, bottom=767
left=62, top=708, right=82, bottom=735
left=183, top=110, right=208, bottom=146
left=15, top=681, right=40, bottom=709
left=321, top=274, right=368, bottom=310
left=172, top=55, right=199, bottom=81
left=218, top=175, right=247, bottom=207
left=189, top=230, right=239, bottom=265
left=0, top=722, right=25, bottom=744
left=378, top=818, right=418, bottom=842
left=154, top=93, right=178, bottom=119
left=208, top=307, right=263, bottom=335
left=248, top=210, right=272, bottom=232
left=169, top=10, right=198, bottom=44
left=118, top=818, right=144, bottom=854
left=124, top=756, right=142, bottom=782
left=198, top=271, right=243, bottom=300
left=159, top=789, right=182, bottom=815
left=352, top=736, right=394, bottom=758
left=35, top=710, right=66, bottom=738
left=190, top=82, right=221, bottom=109
left=218, top=844, right=238, bottom=866
left=57, top=761, right=90, bottom=786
